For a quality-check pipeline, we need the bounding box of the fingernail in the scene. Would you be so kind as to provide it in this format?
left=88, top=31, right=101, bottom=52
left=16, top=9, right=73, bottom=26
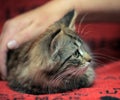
left=7, top=40, right=18, bottom=49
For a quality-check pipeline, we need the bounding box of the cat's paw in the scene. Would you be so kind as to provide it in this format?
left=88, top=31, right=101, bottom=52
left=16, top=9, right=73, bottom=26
left=78, top=67, right=95, bottom=88
left=84, top=67, right=95, bottom=86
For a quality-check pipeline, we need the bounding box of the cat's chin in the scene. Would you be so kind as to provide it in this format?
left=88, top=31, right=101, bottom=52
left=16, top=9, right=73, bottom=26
left=64, top=65, right=89, bottom=76
left=8, top=66, right=94, bottom=95
left=43, top=66, right=89, bottom=87
left=35, top=66, right=94, bottom=94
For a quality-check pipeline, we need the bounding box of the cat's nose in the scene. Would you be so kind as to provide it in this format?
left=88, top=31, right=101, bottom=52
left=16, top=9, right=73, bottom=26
left=84, top=54, right=92, bottom=63
left=87, top=58, right=92, bottom=62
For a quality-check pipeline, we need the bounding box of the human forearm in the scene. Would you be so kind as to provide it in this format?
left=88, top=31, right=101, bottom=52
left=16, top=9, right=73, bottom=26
left=36, top=0, right=75, bottom=22
left=74, top=0, right=120, bottom=13
left=47, top=0, right=120, bottom=17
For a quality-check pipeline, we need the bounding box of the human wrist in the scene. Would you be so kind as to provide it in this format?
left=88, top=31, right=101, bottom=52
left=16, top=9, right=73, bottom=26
left=36, top=0, right=76, bottom=24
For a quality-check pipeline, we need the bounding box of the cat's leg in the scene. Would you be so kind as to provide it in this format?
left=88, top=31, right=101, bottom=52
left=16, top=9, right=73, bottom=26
left=78, top=67, right=95, bottom=88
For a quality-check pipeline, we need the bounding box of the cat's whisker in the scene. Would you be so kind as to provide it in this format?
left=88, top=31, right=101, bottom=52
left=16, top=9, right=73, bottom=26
left=94, top=48, right=119, bottom=52
left=92, top=53, right=119, bottom=62
left=50, top=73, right=65, bottom=88
left=79, top=24, right=91, bottom=36
left=65, top=75, right=75, bottom=89
left=92, top=59, right=106, bottom=66
left=77, top=13, right=88, bottom=34
left=67, top=68, right=81, bottom=80
left=52, top=68, right=79, bottom=88
left=92, top=53, right=117, bottom=67
left=93, top=49, right=118, bottom=56
left=96, top=63, right=105, bottom=67
left=78, top=25, right=86, bottom=35
left=81, top=31, right=96, bottom=38
left=93, top=58, right=106, bottom=63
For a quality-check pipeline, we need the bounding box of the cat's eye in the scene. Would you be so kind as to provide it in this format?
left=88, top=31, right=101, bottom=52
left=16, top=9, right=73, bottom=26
left=73, top=50, right=79, bottom=58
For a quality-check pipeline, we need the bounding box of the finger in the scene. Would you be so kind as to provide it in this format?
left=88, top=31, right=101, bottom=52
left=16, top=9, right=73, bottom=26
left=0, top=64, right=7, bottom=80
left=0, top=50, right=7, bottom=79
left=0, top=29, right=15, bottom=79
left=0, top=45, right=7, bottom=79
left=0, top=34, right=9, bottom=79
left=7, top=23, right=47, bottom=49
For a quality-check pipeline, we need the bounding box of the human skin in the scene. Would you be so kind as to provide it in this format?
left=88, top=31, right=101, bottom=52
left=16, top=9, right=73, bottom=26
left=0, top=0, right=120, bottom=79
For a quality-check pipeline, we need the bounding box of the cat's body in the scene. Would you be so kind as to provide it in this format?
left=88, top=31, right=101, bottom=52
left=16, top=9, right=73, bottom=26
left=7, top=11, right=95, bottom=94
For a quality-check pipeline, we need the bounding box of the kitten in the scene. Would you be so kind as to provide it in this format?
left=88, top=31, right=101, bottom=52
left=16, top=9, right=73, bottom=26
left=7, top=10, right=95, bottom=94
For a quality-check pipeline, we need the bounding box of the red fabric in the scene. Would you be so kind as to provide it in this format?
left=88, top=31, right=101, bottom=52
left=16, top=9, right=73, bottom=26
left=0, top=0, right=120, bottom=99
left=0, top=61, right=120, bottom=100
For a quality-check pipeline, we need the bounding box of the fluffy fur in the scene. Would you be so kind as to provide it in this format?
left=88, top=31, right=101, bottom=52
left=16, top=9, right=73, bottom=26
left=7, top=11, right=95, bottom=94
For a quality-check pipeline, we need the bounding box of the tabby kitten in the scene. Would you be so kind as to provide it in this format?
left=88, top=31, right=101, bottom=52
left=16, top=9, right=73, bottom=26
left=7, top=11, right=95, bottom=94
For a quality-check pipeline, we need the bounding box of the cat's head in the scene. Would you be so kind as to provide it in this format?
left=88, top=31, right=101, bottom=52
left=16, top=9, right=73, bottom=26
left=7, top=11, right=94, bottom=94
left=32, top=11, right=93, bottom=88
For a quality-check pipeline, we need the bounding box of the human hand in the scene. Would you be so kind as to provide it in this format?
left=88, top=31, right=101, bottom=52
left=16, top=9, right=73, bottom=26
left=0, top=9, right=48, bottom=79
left=0, top=0, right=75, bottom=79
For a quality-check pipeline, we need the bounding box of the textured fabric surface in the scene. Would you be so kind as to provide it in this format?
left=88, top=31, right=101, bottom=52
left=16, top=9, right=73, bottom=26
left=0, top=61, right=120, bottom=100
left=0, top=0, right=120, bottom=99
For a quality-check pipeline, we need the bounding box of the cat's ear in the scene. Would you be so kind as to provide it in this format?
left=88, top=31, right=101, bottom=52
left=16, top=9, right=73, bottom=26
left=59, top=10, right=78, bottom=30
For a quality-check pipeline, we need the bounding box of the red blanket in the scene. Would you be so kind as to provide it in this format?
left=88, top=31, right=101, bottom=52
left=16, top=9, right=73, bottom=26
left=0, top=61, right=120, bottom=100
left=0, top=0, right=120, bottom=99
